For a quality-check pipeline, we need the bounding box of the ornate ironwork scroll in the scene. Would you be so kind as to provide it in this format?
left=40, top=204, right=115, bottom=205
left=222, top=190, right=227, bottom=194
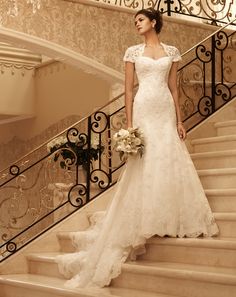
left=92, top=0, right=236, bottom=25
left=0, top=95, right=127, bottom=262
left=178, top=26, right=236, bottom=131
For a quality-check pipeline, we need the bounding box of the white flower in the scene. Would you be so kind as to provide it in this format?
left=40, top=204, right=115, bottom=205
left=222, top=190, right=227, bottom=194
left=113, top=127, right=145, bottom=160
left=134, top=138, right=141, bottom=145
left=118, top=129, right=129, bottom=138
left=125, top=144, right=132, bottom=152
left=91, top=132, right=99, bottom=149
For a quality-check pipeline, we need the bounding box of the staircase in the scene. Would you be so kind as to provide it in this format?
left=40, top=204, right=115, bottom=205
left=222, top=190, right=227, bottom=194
left=0, top=116, right=236, bottom=296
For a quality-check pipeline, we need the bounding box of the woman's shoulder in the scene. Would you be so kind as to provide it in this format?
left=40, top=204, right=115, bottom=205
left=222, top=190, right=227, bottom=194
left=162, top=43, right=182, bottom=62
left=123, top=43, right=144, bottom=63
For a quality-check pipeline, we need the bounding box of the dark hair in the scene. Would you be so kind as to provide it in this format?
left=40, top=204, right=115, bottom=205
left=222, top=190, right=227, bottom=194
left=135, top=8, right=163, bottom=34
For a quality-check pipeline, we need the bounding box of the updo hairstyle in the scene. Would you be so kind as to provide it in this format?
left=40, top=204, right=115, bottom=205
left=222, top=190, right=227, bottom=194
left=135, top=8, right=163, bottom=34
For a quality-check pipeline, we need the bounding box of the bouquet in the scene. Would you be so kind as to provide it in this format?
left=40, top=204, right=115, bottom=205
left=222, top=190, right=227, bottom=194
left=113, top=127, right=144, bottom=161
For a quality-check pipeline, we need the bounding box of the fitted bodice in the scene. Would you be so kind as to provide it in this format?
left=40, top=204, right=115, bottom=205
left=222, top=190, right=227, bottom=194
left=123, top=42, right=182, bottom=88
left=135, top=55, right=172, bottom=86
left=123, top=43, right=182, bottom=63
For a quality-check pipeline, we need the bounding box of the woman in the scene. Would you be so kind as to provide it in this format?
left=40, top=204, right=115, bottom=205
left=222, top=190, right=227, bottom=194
left=56, top=8, right=219, bottom=289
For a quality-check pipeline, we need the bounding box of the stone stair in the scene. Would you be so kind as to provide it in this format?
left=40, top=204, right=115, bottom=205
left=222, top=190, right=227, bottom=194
left=0, top=274, right=175, bottom=297
left=205, top=189, right=236, bottom=212
left=0, top=118, right=236, bottom=296
left=112, top=261, right=236, bottom=297
left=190, top=135, right=236, bottom=152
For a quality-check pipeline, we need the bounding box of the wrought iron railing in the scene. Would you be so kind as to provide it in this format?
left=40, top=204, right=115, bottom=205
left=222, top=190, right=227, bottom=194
left=0, top=19, right=235, bottom=262
left=178, top=18, right=236, bottom=130
left=90, top=0, right=236, bottom=25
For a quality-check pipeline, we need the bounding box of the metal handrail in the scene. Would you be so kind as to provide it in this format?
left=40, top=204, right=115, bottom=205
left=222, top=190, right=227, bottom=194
left=181, top=17, right=236, bottom=57
left=63, top=0, right=236, bottom=26
left=0, top=18, right=235, bottom=175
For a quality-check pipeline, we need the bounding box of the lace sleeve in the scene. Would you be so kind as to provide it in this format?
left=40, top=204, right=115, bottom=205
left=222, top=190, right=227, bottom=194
left=172, top=47, right=182, bottom=62
left=123, top=46, right=135, bottom=63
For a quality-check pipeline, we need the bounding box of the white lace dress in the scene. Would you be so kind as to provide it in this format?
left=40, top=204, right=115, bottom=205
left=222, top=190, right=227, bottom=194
left=56, top=42, right=219, bottom=288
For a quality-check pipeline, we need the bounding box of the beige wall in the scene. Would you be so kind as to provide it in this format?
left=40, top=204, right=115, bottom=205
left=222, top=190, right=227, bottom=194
left=0, top=68, right=35, bottom=117
left=34, top=62, right=109, bottom=137
left=0, top=62, right=110, bottom=169
left=0, top=62, right=110, bottom=141
left=0, top=0, right=217, bottom=74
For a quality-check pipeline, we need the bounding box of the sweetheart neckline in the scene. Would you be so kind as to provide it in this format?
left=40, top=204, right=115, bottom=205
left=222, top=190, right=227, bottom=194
left=138, top=56, right=170, bottom=62
left=140, top=43, right=170, bottom=62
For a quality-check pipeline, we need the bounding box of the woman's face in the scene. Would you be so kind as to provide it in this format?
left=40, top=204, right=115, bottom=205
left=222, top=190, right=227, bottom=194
left=134, top=14, right=155, bottom=35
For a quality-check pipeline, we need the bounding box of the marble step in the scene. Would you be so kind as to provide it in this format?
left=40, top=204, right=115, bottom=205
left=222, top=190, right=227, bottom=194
left=191, top=150, right=236, bottom=169
left=139, top=237, right=236, bottom=268
left=215, top=120, right=236, bottom=136
left=191, top=135, right=236, bottom=153
left=27, top=253, right=64, bottom=279
left=205, top=189, right=236, bottom=212
left=30, top=213, right=236, bottom=278
left=112, top=261, right=236, bottom=297
left=57, top=212, right=236, bottom=255
left=57, top=231, right=75, bottom=253
left=57, top=213, right=106, bottom=253
left=198, top=168, right=236, bottom=189
left=214, top=212, right=236, bottom=237
left=0, top=274, right=179, bottom=297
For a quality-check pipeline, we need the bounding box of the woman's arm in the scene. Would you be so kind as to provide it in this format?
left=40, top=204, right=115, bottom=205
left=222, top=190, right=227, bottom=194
left=124, top=61, right=135, bottom=128
left=168, top=62, right=187, bottom=140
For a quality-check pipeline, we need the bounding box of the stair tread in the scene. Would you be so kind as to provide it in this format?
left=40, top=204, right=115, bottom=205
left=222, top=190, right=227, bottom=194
left=214, top=212, right=236, bottom=220
left=0, top=274, right=178, bottom=297
left=147, top=236, right=236, bottom=249
left=57, top=231, right=73, bottom=239
left=27, top=237, right=236, bottom=263
left=27, top=252, right=63, bottom=262
left=215, top=120, right=236, bottom=128
left=191, top=134, right=236, bottom=144
left=123, top=260, right=236, bottom=284
left=106, top=287, right=177, bottom=297
left=197, top=167, right=236, bottom=175
left=205, top=188, right=236, bottom=195
left=191, top=149, right=236, bottom=158
left=126, top=260, right=236, bottom=273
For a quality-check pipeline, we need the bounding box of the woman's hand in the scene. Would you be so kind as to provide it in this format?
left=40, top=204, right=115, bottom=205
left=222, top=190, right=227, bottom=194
left=177, top=122, right=186, bottom=141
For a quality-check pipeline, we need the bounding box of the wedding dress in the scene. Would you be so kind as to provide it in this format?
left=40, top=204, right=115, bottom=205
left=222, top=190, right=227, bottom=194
left=56, top=42, right=219, bottom=288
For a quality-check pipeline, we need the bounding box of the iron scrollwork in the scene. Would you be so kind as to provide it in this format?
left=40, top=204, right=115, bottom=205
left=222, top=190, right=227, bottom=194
left=0, top=101, right=127, bottom=262
left=178, top=26, right=236, bottom=131
left=93, top=0, right=236, bottom=24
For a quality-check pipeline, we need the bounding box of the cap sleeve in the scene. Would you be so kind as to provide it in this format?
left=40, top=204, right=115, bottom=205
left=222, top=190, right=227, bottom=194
left=172, top=47, right=182, bottom=62
left=123, top=46, right=135, bottom=63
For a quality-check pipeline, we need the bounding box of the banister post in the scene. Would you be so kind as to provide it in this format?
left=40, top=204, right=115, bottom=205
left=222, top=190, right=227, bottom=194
left=211, top=34, right=216, bottom=113
left=166, top=0, right=173, bottom=16
left=86, top=116, right=92, bottom=203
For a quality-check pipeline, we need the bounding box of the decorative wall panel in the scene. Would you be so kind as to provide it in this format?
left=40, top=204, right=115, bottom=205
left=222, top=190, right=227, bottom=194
left=0, top=0, right=216, bottom=75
